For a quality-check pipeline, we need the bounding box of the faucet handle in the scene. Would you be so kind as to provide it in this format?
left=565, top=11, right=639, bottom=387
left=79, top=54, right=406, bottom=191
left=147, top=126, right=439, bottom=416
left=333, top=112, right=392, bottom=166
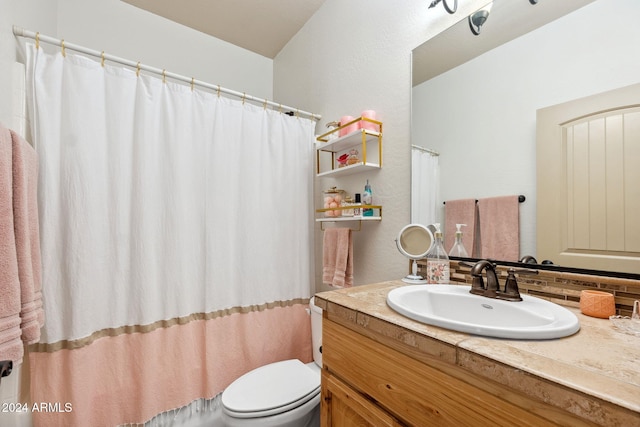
left=499, top=268, right=524, bottom=301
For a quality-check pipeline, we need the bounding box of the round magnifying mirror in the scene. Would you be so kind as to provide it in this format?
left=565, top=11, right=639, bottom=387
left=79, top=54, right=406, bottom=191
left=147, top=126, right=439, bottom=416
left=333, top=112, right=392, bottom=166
left=395, top=224, right=434, bottom=284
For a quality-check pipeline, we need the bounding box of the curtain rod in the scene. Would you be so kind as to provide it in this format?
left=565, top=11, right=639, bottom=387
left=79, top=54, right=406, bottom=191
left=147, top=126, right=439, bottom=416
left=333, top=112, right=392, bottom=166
left=12, top=26, right=321, bottom=121
left=411, top=145, right=439, bottom=156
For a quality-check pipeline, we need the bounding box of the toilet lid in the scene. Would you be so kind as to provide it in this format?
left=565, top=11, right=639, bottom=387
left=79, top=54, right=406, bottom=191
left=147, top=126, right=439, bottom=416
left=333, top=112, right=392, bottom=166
left=222, top=359, right=320, bottom=418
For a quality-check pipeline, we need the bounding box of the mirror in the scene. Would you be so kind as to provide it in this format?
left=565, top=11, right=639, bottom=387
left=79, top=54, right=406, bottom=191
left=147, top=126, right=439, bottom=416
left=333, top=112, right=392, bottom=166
left=396, top=224, right=434, bottom=283
left=411, top=0, right=640, bottom=275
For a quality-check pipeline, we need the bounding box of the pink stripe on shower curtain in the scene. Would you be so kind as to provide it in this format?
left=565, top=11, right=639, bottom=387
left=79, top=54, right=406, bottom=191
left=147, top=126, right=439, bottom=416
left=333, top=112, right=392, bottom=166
left=25, top=43, right=316, bottom=426
left=29, top=305, right=311, bottom=426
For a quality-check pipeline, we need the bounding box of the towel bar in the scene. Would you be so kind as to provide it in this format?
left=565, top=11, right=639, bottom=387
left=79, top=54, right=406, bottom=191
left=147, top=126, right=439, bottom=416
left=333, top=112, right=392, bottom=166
left=444, top=195, right=525, bottom=204
left=320, top=221, right=362, bottom=232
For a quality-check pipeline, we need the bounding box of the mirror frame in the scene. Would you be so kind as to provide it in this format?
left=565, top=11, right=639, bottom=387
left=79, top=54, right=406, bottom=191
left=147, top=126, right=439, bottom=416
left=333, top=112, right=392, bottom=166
left=449, top=256, right=640, bottom=281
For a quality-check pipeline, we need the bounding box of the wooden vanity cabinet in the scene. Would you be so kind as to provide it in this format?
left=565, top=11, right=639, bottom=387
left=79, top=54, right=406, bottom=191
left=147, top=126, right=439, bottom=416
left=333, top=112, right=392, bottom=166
left=320, top=316, right=596, bottom=427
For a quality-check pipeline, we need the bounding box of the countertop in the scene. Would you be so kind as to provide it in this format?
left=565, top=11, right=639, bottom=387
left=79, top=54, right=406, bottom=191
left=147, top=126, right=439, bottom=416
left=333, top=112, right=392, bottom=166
left=314, top=280, right=640, bottom=426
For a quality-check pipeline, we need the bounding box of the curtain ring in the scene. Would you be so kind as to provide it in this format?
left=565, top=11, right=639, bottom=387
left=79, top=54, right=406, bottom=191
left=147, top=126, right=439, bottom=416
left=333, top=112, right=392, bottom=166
left=101, top=51, right=105, bottom=67
left=242, top=92, right=246, bottom=104
left=162, top=69, right=166, bottom=84
left=136, top=62, right=141, bottom=77
left=217, top=85, right=221, bottom=97
left=191, top=77, right=195, bottom=91
left=278, top=104, right=282, bottom=113
left=60, top=39, right=66, bottom=57
left=263, top=99, right=268, bottom=110
left=35, top=32, right=40, bottom=49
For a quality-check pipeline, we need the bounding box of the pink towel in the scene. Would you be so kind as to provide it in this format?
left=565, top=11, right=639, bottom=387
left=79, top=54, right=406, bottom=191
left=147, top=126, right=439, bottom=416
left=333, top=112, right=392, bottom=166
left=322, top=228, right=353, bottom=288
left=0, top=125, right=24, bottom=364
left=444, top=198, right=477, bottom=257
left=477, top=196, right=520, bottom=261
left=11, top=129, right=44, bottom=344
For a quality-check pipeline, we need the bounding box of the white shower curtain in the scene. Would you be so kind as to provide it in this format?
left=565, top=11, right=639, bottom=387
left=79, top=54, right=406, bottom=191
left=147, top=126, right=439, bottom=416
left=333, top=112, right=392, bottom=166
left=411, top=147, right=440, bottom=226
left=25, top=44, right=315, bottom=426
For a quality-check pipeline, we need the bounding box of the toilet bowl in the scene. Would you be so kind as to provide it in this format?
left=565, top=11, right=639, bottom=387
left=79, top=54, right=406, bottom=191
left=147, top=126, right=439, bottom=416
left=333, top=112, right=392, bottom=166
left=221, top=297, right=323, bottom=427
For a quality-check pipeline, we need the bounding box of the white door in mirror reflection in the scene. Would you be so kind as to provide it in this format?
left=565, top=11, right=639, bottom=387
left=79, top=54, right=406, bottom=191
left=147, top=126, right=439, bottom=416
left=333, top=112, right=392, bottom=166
left=537, top=83, right=640, bottom=274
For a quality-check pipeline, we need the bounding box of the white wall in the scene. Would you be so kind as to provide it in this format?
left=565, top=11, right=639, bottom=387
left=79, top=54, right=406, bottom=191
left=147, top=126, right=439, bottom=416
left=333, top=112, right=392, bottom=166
left=0, top=0, right=273, bottom=129
left=0, top=0, right=57, bottom=131
left=274, top=0, right=489, bottom=290
left=412, top=0, right=640, bottom=260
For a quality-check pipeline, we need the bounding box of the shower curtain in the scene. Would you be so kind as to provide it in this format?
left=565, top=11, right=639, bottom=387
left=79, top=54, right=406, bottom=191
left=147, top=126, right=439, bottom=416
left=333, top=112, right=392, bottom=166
left=411, top=147, right=440, bottom=226
left=24, top=44, right=315, bottom=426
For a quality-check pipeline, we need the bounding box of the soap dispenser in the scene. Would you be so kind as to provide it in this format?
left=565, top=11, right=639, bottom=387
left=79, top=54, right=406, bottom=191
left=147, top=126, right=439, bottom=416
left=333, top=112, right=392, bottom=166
left=425, top=223, right=450, bottom=284
left=448, top=224, right=469, bottom=257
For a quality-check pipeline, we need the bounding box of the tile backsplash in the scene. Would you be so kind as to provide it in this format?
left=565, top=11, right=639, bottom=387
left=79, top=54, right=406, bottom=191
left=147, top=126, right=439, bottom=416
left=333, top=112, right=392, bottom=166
left=416, top=260, right=640, bottom=316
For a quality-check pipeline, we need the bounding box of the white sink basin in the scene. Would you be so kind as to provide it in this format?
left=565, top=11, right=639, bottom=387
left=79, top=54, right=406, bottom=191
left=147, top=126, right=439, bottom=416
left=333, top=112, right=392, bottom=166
left=387, top=284, right=580, bottom=340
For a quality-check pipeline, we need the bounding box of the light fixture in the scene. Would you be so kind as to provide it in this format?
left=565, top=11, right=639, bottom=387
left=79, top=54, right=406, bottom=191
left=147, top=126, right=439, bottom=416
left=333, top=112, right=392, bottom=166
left=468, top=2, right=493, bottom=36
left=428, top=0, right=457, bottom=15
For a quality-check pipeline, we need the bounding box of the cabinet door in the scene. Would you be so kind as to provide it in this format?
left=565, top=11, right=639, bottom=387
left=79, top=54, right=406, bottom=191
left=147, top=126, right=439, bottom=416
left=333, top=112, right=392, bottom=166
left=321, top=371, right=403, bottom=427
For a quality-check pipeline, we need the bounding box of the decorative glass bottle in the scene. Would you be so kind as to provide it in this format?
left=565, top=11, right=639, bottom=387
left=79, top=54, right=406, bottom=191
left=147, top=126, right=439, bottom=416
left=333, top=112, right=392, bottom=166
left=425, top=223, right=450, bottom=284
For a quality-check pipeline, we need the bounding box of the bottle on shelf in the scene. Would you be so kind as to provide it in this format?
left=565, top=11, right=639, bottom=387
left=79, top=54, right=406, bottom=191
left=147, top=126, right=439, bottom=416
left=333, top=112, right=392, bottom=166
left=425, top=223, right=450, bottom=284
left=448, top=224, right=469, bottom=257
left=363, top=179, right=373, bottom=217
left=353, top=193, right=362, bottom=218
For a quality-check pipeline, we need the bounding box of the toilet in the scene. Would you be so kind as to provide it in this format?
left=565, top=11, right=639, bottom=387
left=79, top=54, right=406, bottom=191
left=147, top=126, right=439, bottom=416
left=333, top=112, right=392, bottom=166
left=221, top=297, right=323, bottom=427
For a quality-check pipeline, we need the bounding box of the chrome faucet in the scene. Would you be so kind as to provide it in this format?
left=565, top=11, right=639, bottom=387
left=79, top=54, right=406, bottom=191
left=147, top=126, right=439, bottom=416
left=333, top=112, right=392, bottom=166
left=461, top=260, right=538, bottom=302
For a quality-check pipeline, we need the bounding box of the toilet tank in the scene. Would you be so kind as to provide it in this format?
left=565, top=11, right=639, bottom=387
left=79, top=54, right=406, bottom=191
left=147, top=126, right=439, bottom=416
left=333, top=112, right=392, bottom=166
left=309, top=297, right=322, bottom=367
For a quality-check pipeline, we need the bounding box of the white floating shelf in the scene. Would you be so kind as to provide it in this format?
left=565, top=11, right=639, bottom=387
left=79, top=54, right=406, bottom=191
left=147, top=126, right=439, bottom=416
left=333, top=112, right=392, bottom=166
left=316, top=129, right=381, bottom=153
left=316, top=216, right=382, bottom=223
left=316, top=162, right=380, bottom=178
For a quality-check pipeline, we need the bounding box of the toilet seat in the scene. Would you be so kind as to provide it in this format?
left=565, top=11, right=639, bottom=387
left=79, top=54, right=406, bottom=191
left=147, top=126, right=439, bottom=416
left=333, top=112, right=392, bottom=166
left=222, top=359, right=321, bottom=419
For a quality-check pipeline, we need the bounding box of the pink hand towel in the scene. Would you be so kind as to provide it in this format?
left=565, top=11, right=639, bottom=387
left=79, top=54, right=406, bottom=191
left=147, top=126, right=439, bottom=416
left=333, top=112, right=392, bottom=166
left=0, top=125, right=24, bottom=364
left=444, top=198, right=477, bottom=257
left=322, top=228, right=353, bottom=288
left=477, top=196, right=520, bottom=261
left=11, top=129, right=44, bottom=344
